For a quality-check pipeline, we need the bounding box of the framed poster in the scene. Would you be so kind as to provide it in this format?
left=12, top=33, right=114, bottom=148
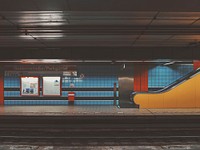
left=43, top=77, right=61, bottom=96
left=21, top=77, right=39, bottom=96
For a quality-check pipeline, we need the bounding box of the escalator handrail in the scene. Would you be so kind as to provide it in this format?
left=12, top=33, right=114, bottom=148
left=132, top=68, right=200, bottom=97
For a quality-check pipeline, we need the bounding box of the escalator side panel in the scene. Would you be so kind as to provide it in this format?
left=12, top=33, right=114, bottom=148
left=196, top=74, right=200, bottom=107
left=148, top=94, right=164, bottom=108
left=176, top=78, right=195, bottom=108
left=135, top=73, right=200, bottom=109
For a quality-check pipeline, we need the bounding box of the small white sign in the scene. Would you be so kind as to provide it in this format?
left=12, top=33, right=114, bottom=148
left=63, top=71, right=77, bottom=76
left=43, top=77, right=61, bottom=96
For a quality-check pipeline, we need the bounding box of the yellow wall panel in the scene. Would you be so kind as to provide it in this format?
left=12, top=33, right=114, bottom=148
left=163, top=90, right=178, bottom=108
left=195, top=74, right=200, bottom=107
left=134, top=94, right=149, bottom=109
left=148, top=94, right=164, bottom=108
left=176, top=79, right=195, bottom=108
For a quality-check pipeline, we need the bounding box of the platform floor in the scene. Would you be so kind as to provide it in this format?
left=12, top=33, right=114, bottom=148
left=1, top=145, right=200, bottom=150
left=1, top=106, right=200, bottom=116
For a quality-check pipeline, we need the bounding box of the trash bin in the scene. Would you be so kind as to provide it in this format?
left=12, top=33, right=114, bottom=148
left=68, top=92, right=75, bottom=105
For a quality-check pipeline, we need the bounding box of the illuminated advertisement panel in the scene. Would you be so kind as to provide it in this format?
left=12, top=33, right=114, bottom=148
left=21, top=77, right=39, bottom=96
left=43, top=77, right=61, bottom=96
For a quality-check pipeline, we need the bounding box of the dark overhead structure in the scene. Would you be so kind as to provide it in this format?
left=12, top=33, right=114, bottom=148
left=1, top=0, right=200, bottom=108
left=0, top=0, right=200, bottom=59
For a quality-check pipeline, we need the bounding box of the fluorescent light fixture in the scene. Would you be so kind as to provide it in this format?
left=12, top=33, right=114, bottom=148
left=20, top=33, right=64, bottom=39
left=19, top=35, right=33, bottom=39
left=116, top=60, right=192, bottom=63
left=34, top=34, right=64, bottom=38
left=0, top=59, right=193, bottom=64
left=0, top=60, right=22, bottom=63
left=63, top=60, right=83, bottom=63
left=116, top=59, right=172, bottom=63
left=18, top=59, right=64, bottom=64
left=163, top=61, right=175, bottom=66
left=116, top=60, right=143, bottom=63
left=83, top=60, right=112, bottom=63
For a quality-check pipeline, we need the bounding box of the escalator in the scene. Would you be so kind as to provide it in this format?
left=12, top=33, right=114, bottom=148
left=132, top=68, right=200, bottom=108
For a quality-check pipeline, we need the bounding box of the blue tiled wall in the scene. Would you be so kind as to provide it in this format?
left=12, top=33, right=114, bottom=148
left=62, top=91, right=119, bottom=97
left=4, top=100, right=115, bottom=105
left=148, top=64, right=193, bottom=88
left=4, top=63, right=194, bottom=105
left=62, top=75, right=118, bottom=98
left=74, top=100, right=114, bottom=105
left=4, top=76, right=118, bottom=98
left=4, top=100, right=69, bottom=105
left=62, top=76, right=118, bottom=88
left=4, top=91, right=20, bottom=97
left=4, top=77, right=20, bottom=88
left=4, top=65, right=119, bottom=105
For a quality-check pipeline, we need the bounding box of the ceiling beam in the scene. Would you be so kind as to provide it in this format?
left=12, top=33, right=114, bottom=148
left=0, top=0, right=200, bottom=12
left=0, top=47, right=199, bottom=60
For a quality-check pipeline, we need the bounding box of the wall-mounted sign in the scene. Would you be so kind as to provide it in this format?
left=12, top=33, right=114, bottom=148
left=21, top=77, right=39, bottom=96
left=63, top=71, right=77, bottom=76
left=4, top=65, right=76, bottom=71
left=43, top=77, right=61, bottom=96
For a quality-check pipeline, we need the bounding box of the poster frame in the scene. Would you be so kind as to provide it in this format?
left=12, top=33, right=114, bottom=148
left=42, top=76, right=62, bottom=97
left=20, top=76, right=40, bottom=96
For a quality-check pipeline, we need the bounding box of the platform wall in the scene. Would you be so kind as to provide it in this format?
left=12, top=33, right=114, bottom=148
left=4, top=65, right=119, bottom=105
left=2, top=63, right=194, bottom=106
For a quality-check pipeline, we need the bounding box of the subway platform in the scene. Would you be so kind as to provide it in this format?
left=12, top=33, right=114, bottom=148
left=1, top=106, right=200, bottom=146
left=1, top=106, right=200, bottom=116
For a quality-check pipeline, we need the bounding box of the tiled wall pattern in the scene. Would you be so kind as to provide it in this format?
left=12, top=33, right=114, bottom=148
left=4, top=77, right=20, bottom=88
left=62, top=76, right=118, bottom=88
left=3, top=64, right=194, bottom=105
left=4, top=65, right=119, bottom=105
left=148, top=64, right=193, bottom=88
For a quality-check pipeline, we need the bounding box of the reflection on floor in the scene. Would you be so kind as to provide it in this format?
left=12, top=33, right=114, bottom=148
left=1, top=106, right=200, bottom=116
left=1, top=145, right=200, bottom=150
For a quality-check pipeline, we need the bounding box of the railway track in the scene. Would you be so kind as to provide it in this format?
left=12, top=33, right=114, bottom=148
left=0, top=115, right=200, bottom=146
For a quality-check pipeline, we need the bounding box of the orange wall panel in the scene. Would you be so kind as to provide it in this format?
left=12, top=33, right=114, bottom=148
left=0, top=71, right=4, bottom=105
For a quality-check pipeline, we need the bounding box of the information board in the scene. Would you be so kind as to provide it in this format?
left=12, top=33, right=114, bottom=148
left=43, top=77, right=61, bottom=96
left=21, top=77, right=39, bottom=96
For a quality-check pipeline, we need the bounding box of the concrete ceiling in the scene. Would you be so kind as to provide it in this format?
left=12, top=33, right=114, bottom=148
left=0, top=0, right=200, bottom=59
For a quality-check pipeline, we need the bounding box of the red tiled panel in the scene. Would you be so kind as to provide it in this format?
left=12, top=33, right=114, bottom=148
left=134, top=64, right=148, bottom=92
left=0, top=71, right=4, bottom=105
left=194, top=60, right=200, bottom=70
left=134, top=65, right=141, bottom=92
left=141, top=65, right=148, bottom=92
